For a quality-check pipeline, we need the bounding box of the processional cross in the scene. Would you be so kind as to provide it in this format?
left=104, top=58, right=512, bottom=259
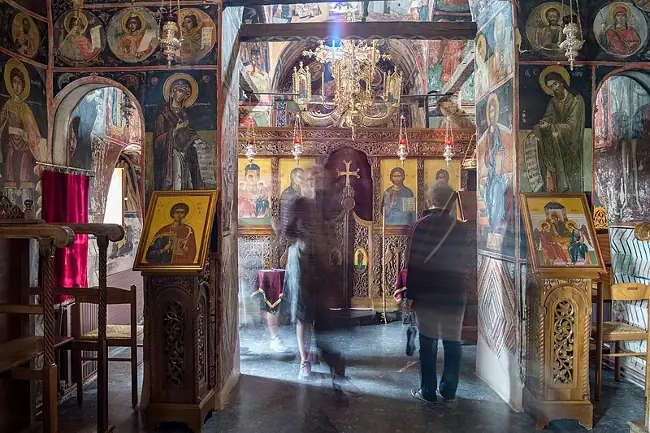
left=337, top=160, right=360, bottom=186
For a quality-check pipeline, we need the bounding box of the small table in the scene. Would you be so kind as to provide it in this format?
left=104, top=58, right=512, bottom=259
left=252, top=269, right=285, bottom=313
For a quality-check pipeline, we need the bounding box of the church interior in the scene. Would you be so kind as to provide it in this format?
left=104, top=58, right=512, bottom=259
left=0, top=0, right=650, bottom=432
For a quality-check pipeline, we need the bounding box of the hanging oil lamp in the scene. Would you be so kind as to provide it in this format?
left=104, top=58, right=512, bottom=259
left=245, top=119, right=256, bottom=163
left=160, top=0, right=181, bottom=66
left=396, top=114, right=408, bottom=165
left=559, top=0, right=584, bottom=70
left=292, top=113, right=303, bottom=164
left=443, top=115, right=454, bottom=166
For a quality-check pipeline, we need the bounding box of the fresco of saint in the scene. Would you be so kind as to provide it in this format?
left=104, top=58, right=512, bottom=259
left=57, top=11, right=102, bottom=64
left=533, top=6, right=563, bottom=52
left=153, top=74, right=204, bottom=191
left=12, top=14, right=39, bottom=58
left=599, top=4, right=642, bottom=57
left=533, top=67, right=585, bottom=192
left=480, top=94, right=510, bottom=232
left=0, top=60, right=41, bottom=201
left=109, top=9, right=159, bottom=63
left=178, top=9, right=216, bottom=62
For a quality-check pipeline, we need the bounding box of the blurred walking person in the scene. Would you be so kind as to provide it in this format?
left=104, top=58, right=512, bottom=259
left=280, top=165, right=349, bottom=387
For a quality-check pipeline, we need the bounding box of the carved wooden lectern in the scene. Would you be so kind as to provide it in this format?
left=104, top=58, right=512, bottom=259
left=135, top=190, right=218, bottom=433
left=520, top=193, right=606, bottom=430
left=140, top=262, right=216, bottom=433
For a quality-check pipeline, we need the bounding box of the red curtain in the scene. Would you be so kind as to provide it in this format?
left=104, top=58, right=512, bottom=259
left=42, top=170, right=90, bottom=302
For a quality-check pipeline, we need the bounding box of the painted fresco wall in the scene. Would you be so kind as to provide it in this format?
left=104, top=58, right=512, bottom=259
left=44, top=0, right=237, bottom=406
left=241, top=1, right=472, bottom=129
left=518, top=65, right=593, bottom=193
left=218, top=3, right=243, bottom=406
left=51, top=4, right=218, bottom=68
left=471, top=0, right=521, bottom=410
left=0, top=0, right=48, bottom=215
left=0, top=53, right=47, bottom=212
left=514, top=0, right=650, bottom=389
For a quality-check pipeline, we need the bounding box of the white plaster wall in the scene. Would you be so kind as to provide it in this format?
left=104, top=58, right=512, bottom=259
left=476, top=334, right=523, bottom=411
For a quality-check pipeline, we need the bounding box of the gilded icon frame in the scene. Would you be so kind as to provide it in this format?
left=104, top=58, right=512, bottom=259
left=520, top=192, right=605, bottom=277
left=133, top=189, right=217, bottom=273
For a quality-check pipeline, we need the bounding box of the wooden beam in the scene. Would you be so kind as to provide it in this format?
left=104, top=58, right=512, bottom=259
left=239, top=22, right=476, bottom=42
left=441, top=47, right=475, bottom=96
left=226, top=0, right=365, bottom=6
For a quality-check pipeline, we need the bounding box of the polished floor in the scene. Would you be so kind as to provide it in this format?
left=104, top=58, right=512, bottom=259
left=58, top=322, right=644, bottom=432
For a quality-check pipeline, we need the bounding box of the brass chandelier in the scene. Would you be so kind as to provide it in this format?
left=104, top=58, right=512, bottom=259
left=292, top=39, right=403, bottom=138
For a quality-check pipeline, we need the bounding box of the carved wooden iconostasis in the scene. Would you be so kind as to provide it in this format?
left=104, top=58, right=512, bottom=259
left=237, top=127, right=474, bottom=312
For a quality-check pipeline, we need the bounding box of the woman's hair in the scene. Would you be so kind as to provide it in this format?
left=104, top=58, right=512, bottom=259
left=427, top=181, right=457, bottom=209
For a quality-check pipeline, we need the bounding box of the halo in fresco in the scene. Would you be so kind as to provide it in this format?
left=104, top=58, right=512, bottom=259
left=107, top=7, right=160, bottom=63
left=177, top=8, right=217, bottom=62
left=11, top=12, right=40, bottom=59
left=539, top=65, right=570, bottom=96
left=4, top=59, right=30, bottom=100
left=594, top=2, right=647, bottom=58
left=163, top=73, right=199, bottom=107
left=525, top=2, right=575, bottom=59
left=54, top=10, right=105, bottom=66
left=476, top=34, right=487, bottom=61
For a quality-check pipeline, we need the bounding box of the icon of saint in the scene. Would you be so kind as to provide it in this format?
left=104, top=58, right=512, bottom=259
left=145, top=202, right=197, bottom=265
left=382, top=167, right=415, bottom=225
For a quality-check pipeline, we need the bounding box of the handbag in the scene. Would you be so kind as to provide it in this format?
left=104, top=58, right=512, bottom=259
left=405, top=311, right=417, bottom=357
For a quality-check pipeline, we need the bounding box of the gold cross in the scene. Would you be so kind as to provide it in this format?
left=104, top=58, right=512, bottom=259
left=337, top=160, right=360, bottom=187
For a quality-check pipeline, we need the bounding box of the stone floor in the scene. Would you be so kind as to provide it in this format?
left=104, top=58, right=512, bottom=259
left=58, top=322, right=644, bottom=432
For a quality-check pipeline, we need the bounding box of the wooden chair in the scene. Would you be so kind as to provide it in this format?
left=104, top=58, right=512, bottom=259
left=31, top=223, right=124, bottom=433
left=591, top=230, right=612, bottom=401
left=593, top=283, right=650, bottom=401
left=71, top=284, right=141, bottom=408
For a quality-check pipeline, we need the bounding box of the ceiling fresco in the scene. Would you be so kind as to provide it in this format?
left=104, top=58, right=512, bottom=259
left=240, top=1, right=474, bottom=127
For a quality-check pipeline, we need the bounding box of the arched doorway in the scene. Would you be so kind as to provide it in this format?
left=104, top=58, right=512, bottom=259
left=593, top=69, right=650, bottom=390
left=594, top=70, right=650, bottom=223
left=50, top=78, right=145, bottom=390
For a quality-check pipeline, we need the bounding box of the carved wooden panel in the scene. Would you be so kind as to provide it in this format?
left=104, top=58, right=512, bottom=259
left=149, top=278, right=195, bottom=405
left=524, top=264, right=541, bottom=395
left=196, top=289, right=208, bottom=400
left=371, top=234, right=408, bottom=300
left=238, top=236, right=275, bottom=295
left=0, top=194, right=25, bottom=220
left=417, top=158, right=425, bottom=215
left=370, top=157, right=381, bottom=223
left=271, top=157, right=280, bottom=222
left=525, top=277, right=591, bottom=402
left=238, top=127, right=475, bottom=157
left=353, top=221, right=370, bottom=298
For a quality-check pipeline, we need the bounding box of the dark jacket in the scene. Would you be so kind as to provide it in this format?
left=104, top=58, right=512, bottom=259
left=406, top=208, right=470, bottom=307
